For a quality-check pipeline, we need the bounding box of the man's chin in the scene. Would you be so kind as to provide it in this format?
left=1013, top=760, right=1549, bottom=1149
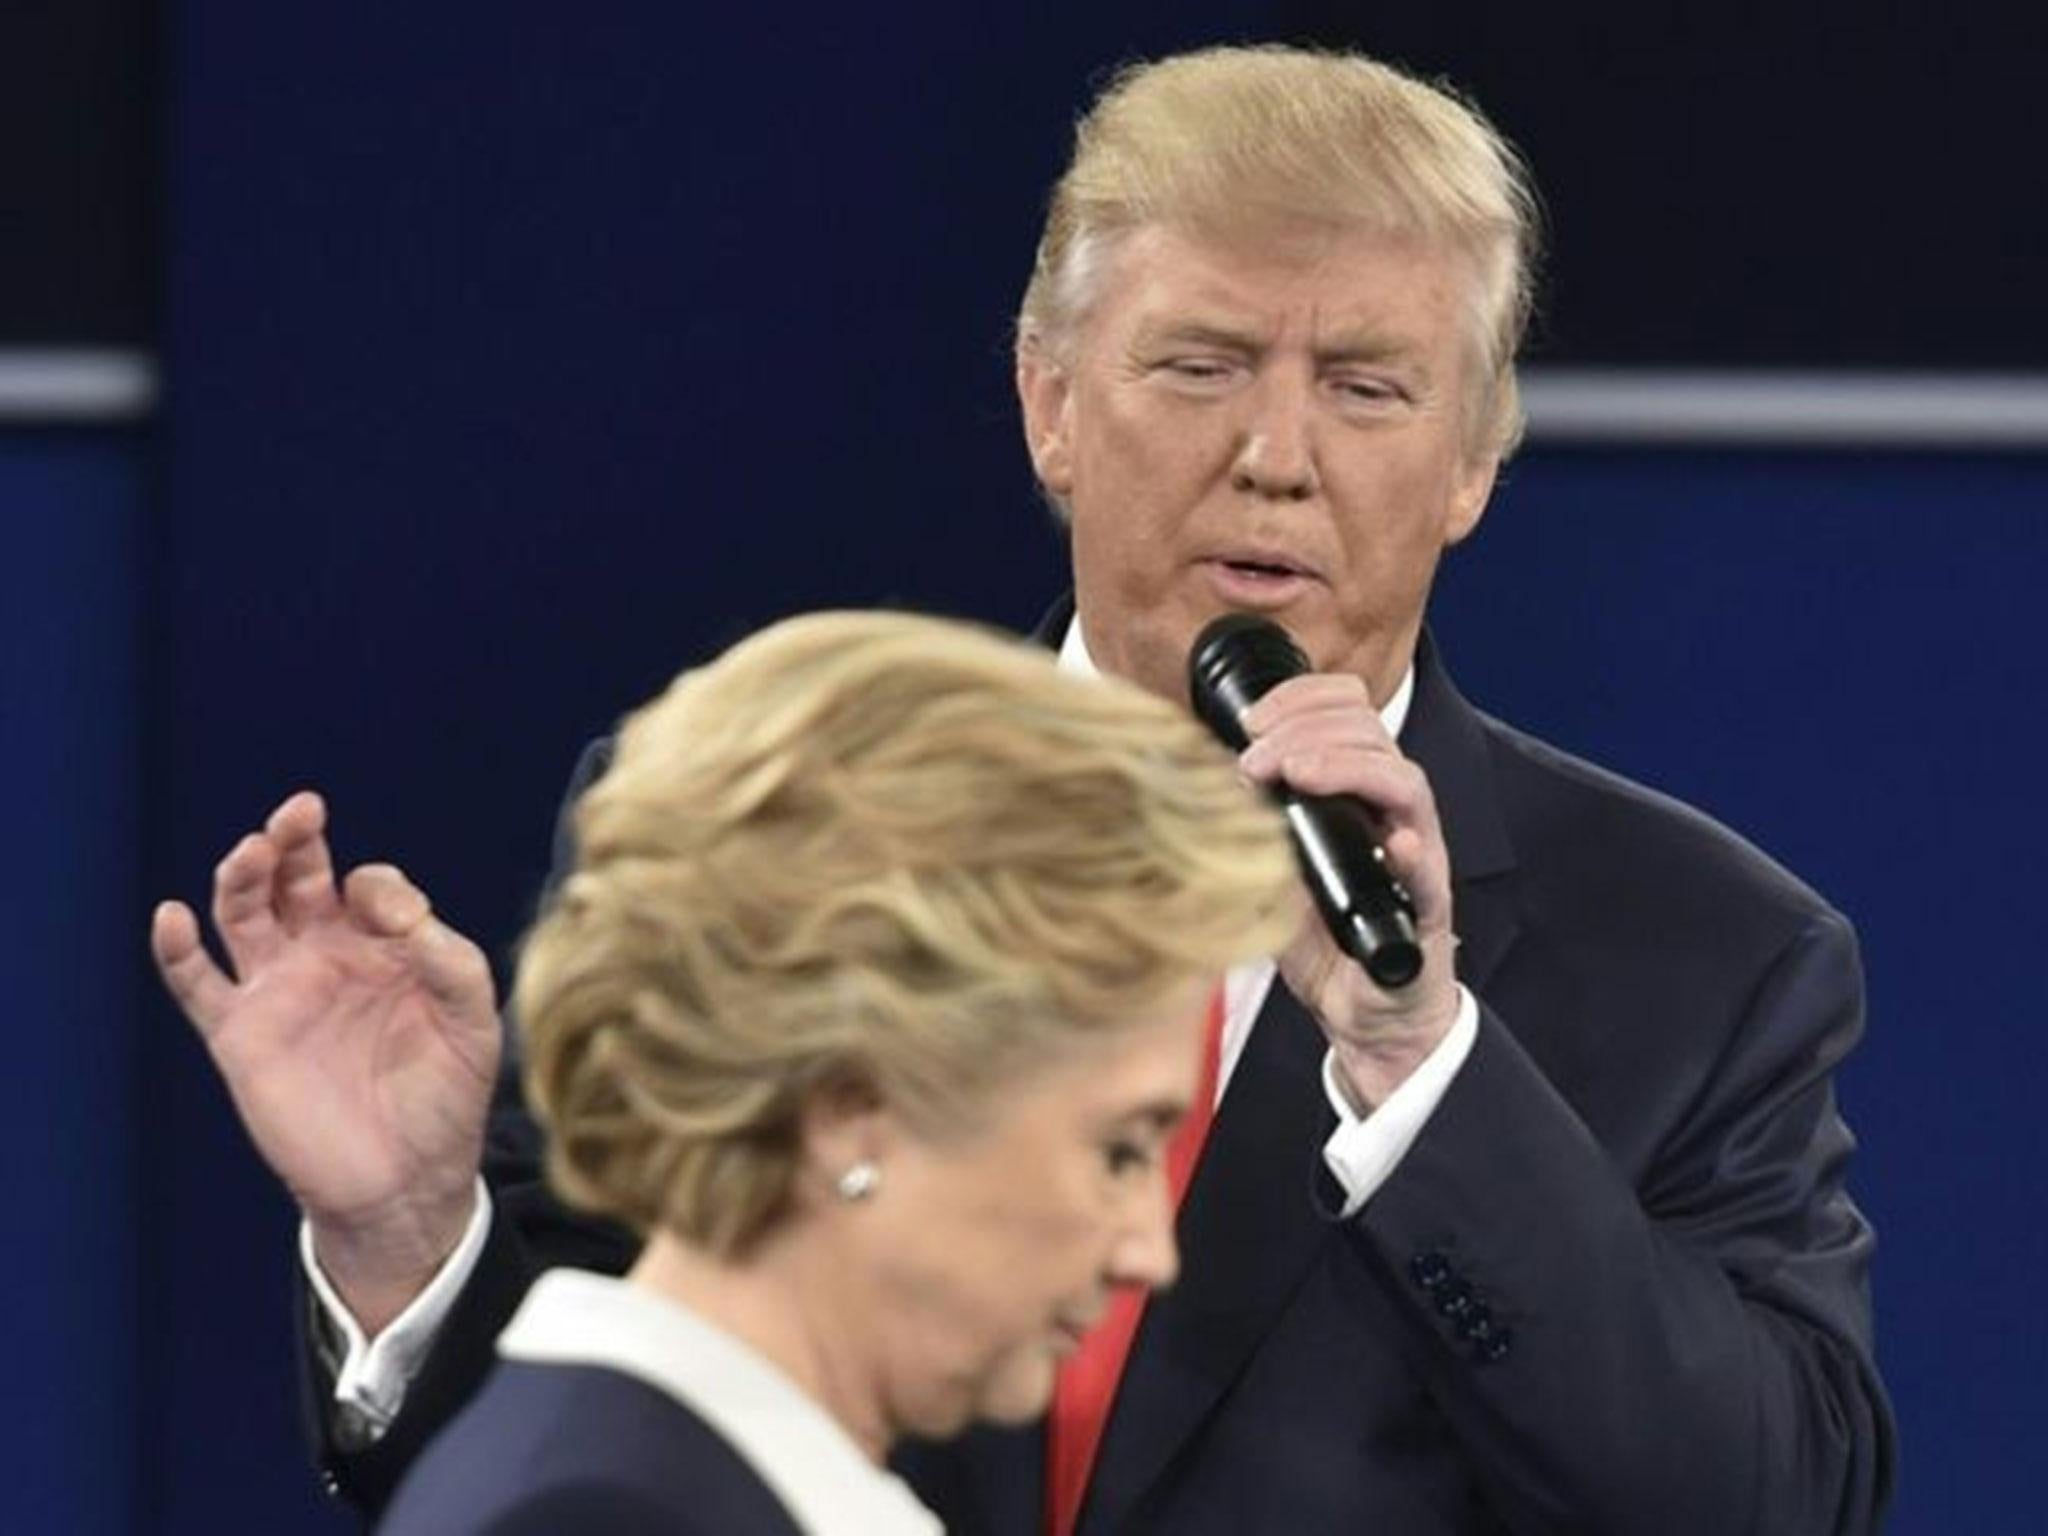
left=1098, top=613, right=1209, bottom=709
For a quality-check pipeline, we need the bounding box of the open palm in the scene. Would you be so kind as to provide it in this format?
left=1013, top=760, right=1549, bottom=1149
left=152, top=791, right=501, bottom=1320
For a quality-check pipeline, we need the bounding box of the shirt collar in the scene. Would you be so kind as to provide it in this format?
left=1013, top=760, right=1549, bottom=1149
left=1055, top=618, right=1415, bottom=739
left=498, top=1269, right=942, bottom=1536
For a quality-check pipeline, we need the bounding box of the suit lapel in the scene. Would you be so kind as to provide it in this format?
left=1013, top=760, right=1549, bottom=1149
left=1401, top=629, right=1522, bottom=995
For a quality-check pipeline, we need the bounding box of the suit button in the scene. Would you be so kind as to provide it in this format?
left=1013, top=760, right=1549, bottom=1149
left=1410, top=1251, right=1452, bottom=1290
left=1456, top=1303, right=1494, bottom=1341
left=1435, top=1281, right=1475, bottom=1322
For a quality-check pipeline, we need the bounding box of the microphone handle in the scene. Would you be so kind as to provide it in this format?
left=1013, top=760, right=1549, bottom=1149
left=1279, top=791, right=1424, bottom=989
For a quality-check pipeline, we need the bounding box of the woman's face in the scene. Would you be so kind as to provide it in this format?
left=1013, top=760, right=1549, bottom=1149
left=852, top=986, right=1209, bottom=1439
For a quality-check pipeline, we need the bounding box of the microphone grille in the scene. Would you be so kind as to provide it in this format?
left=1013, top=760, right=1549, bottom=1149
left=1187, top=614, right=1309, bottom=747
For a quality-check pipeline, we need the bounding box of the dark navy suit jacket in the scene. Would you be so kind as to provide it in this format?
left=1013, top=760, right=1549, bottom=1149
left=376, top=1360, right=802, bottom=1536
left=320, top=612, right=1895, bottom=1534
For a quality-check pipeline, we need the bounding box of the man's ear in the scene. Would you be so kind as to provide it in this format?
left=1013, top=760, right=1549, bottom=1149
left=1016, top=340, right=1076, bottom=498
left=1443, top=449, right=1499, bottom=549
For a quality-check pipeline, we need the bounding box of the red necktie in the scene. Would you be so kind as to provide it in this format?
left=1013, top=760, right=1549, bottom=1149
left=1043, top=987, right=1226, bottom=1536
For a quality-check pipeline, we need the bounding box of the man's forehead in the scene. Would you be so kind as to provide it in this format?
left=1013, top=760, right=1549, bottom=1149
left=1107, top=222, right=1460, bottom=348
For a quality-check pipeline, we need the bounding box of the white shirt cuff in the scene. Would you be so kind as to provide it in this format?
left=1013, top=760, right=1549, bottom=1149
left=300, top=1178, right=494, bottom=1435
left=1318, top=986, right=1480, bottom=1218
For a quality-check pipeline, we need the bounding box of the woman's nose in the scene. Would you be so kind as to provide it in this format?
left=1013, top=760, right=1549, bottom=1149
left=1107, top=1177, right=1180, bottom=1292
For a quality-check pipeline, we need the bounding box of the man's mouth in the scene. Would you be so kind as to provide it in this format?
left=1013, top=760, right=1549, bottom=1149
left=1221, top=557, right=1304, bottom=578
left=1201, top=555, right=1318, bottom=604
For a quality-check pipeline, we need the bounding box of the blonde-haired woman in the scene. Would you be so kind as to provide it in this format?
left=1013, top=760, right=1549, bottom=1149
left=375, top=611, right=1296, bottom=1535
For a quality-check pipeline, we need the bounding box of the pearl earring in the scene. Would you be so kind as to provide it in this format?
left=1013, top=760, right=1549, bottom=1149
left=835, top=1162, right=881, bottom=1202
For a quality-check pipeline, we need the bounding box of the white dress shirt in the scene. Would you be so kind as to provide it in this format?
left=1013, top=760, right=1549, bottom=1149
left=308, top=620, right=1478, bottom=1432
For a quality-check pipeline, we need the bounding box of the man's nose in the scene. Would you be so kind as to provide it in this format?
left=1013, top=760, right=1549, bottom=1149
left=1229, top=375, right=1320, bottom=501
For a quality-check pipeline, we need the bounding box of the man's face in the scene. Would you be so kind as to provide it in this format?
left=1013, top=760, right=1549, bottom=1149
left=1020, top=221, right=1500, bottom=706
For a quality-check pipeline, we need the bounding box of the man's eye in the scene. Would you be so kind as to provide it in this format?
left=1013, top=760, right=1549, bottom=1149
left=1160, top=358, right=1235, bottom=384
left=1332, top=376, right=1404, bottom=404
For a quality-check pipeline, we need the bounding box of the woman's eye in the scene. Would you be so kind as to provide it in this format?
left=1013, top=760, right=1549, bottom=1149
left=1104, top=1140, right=1154, bottom=1176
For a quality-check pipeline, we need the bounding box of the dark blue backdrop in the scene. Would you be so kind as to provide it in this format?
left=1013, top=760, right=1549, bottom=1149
left=9, top=5, right=2044, bottom=1532
left=3, top=434, right=143, bottom=1535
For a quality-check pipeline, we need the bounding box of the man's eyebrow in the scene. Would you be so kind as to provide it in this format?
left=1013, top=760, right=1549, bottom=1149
left=1312, top=327, right=1423, bottom=365
left=1132, top=316, right=1427, bottom=368
left=1132, top=317, right=1268, bottom=352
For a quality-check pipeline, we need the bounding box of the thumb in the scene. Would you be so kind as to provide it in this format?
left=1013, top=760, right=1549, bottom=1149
left=404, top=914, right=497, bottom=1018
left=342, top=863, right=497, bottom=1017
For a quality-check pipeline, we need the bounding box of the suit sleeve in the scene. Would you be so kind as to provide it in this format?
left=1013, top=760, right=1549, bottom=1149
left=1352, top=908, right=1895, bottom=1535
left=470, top=1481, right=713, bottom=1536
left=305, top=737, right=641, bottom=1515
left=384, top=1477, right=737, bottom=1536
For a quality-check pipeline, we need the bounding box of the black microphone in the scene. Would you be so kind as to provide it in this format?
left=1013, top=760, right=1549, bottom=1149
left=1188, top=614, right=1423, bottom=990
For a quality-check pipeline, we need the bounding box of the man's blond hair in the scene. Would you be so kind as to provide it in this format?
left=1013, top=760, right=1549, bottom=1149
left=1018, top=44, right=1541, bottom=463
left=516, top=610, right=1298, bottom=1257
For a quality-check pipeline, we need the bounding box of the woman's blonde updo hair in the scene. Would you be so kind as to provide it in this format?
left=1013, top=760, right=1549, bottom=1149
left=515, top=611, right=1298, bottom=1258
left=1018, top=44, right=1542, bottom=464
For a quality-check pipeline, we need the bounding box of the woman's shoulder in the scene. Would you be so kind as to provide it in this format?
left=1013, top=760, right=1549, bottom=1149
left=381, top=1359, right=805, bottom=1536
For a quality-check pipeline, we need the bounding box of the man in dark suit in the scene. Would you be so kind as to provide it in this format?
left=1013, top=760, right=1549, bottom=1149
left=153, top=43, right=1894, bottom=1535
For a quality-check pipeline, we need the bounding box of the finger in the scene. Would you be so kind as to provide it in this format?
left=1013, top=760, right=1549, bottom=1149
left=1241, top=673, right=1380, bottom=735
left=1253, top=747, right=1451, bottom=913
left=150, top=899, right=238, bottom=1037
left=342, top=865, right=493, bottom=1013
left=266, top=790, right=342, bottom=931
left=1247, top=744, right=1435, bottom=826
left=1379, top=824, right=1453, bottom=928
left=1239, top=709, right=1393, bottom=776
left=405, top=917, right=498, bottom=1018
left=210, top=832, right=285, bottom=973
left=341, top=862, right=432, bottom=937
